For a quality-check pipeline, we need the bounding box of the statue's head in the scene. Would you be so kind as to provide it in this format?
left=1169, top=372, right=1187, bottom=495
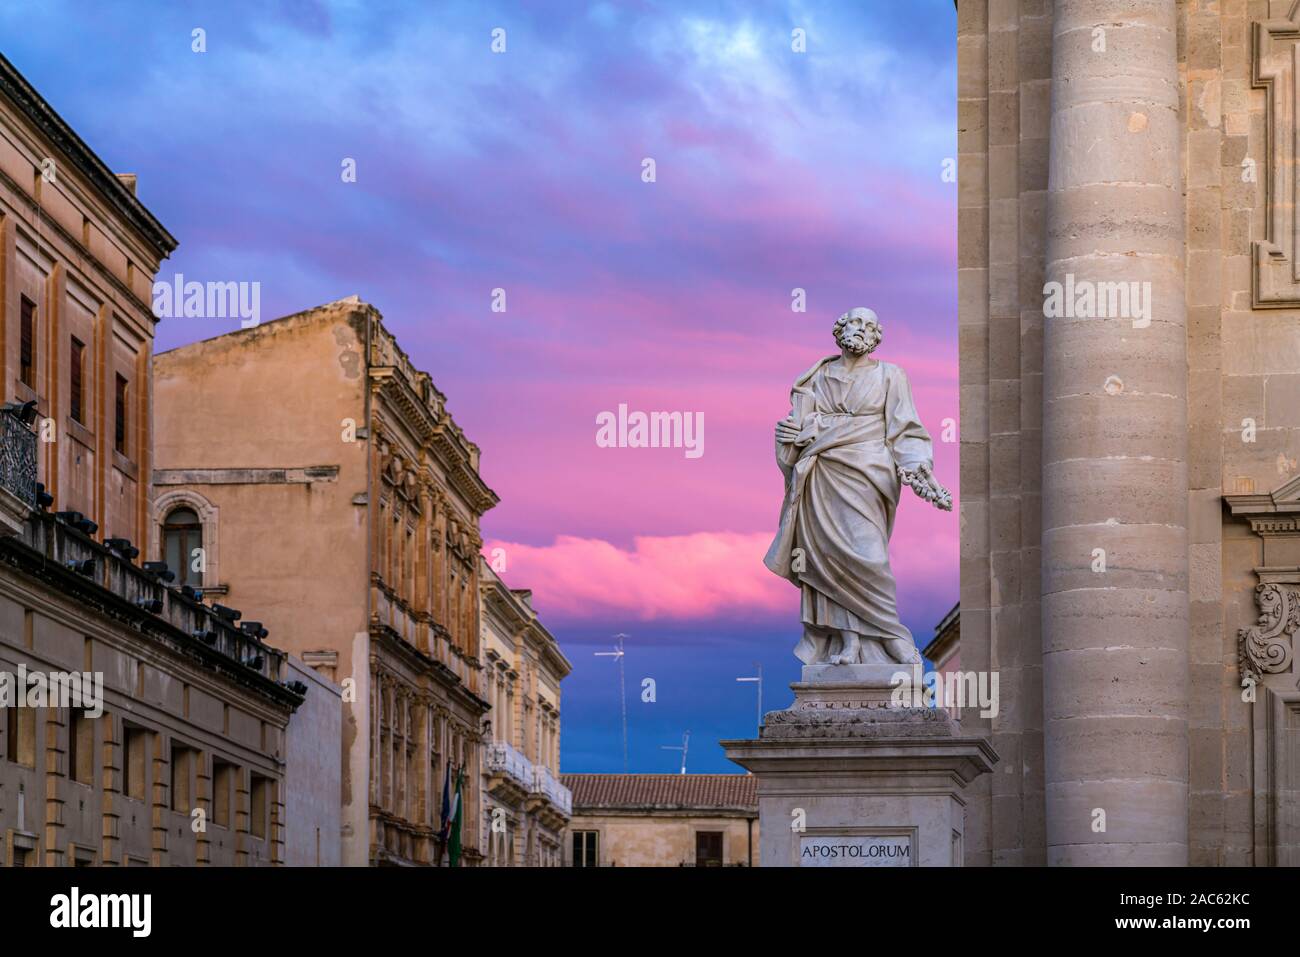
left=833, top=307, right=881, bottom=356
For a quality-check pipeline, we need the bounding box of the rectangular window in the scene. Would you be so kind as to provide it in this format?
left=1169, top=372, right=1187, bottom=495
left=5, top=706, right=35, bottom=767
left=68, top=709, right=95, bottom=785
left=12, top=847, right=30, bottom=867
left=695, top=830, right=724, bottom=867
left=20, top=296, right=35, bottom=388
left=212, top=759, right=234, bottom=828
left=406, top=526, right=415, bottom=598
left=170, top=741, right=194, bottom=812
left=123, top=724, right=147, bottom=799
left=405, top=746, right=415, bottom=820
left=250, top=774, right=270, bottom=839
left=572, top=830, right=599, bottom=868
left=114, top=374, right=128, bottom=455
left=69, top=337, right=85, bottom=423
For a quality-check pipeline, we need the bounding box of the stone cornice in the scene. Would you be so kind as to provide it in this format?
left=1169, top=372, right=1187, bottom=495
left=153, top=466, right=339, bottom=486
left=430, top=425, right=498, bottom=516
left=370, top=622, right=490, bottom=716
left=529, top=626, right=572, bottom=680
left=0, top=165, right=158, bottom=324
left=1225, top=475, right=1300, bottom=535
left=479, top=558, right=571, bottom=677
left=369, top=377, right=497, bottom=517
left=0, top=53, right=177, bottom=258
left=366, top=316, right=498, bottom=516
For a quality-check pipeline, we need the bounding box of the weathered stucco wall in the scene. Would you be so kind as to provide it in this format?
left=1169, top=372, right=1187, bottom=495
left=566, top=812, right=757, bottom=867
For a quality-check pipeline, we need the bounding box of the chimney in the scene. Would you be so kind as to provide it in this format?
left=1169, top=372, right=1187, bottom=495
left=116, top=173, right=137, bottom=196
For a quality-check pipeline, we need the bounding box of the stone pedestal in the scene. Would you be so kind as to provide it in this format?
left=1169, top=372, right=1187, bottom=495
left=723, top=672, right=997, bottom=867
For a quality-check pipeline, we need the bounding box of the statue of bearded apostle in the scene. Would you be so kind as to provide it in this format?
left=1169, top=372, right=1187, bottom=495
left=764, top=307, right=952, bottom=667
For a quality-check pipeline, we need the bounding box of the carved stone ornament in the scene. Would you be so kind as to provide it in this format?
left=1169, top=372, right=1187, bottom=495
left=762, top=705, right=954, bottom=740
left=1238, top=582, right=1299, bottom=684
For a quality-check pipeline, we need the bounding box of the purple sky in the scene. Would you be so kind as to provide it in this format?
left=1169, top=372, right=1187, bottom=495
left=6, top=0, right=958, bottom=771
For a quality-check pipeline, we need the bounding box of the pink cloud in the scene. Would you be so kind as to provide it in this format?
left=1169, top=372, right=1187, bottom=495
left=485, top=518, right=958, bottom=626
left=487, top=532, right=784, bottom=621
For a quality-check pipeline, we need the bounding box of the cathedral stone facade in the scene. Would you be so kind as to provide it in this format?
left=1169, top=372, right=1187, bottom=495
left=959, top=0, right=1300, bottom=865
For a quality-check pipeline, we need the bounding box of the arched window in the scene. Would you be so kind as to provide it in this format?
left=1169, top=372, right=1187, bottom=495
left=163, top=507, right=202, bottom=585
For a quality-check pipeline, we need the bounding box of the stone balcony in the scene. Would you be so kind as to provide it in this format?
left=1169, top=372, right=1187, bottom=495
left=0, top=405, right=300, bottom=706
left=529, top=763, right=572, bottom=828
left=15, top=511, right=297, bottom=695
left=485, top=741, right=533, bottom=805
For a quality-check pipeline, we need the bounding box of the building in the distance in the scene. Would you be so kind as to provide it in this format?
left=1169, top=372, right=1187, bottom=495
left=0, top=53, right=304, bottom=866
left=922, top=601, right=960, bottom=719
left=152, top=298, right=496, bottom=866
left=562, top=774, right=758, bottom=867
left=283, top=655, right=343, bottom=866
left=478, top=558, right=572, bottom=865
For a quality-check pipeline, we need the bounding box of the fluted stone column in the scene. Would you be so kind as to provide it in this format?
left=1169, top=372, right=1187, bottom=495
left=1042, top=0, right=1188, bottom=865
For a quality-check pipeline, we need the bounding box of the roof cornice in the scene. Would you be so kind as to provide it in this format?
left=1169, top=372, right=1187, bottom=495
left=0, top=53, right=177, bottom=258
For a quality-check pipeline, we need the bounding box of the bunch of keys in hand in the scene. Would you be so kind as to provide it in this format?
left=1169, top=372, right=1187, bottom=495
left=898, top=463, right=953, bottom=511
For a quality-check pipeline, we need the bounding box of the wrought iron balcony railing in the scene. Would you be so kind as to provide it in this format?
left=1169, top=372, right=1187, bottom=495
left=0, top=404, right=37, bottom=509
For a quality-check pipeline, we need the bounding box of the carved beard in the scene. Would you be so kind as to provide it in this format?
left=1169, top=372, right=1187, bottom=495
left=836, top=328, right=877, bottom=355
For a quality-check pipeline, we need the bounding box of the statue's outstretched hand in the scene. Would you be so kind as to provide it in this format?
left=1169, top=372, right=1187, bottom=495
left=899, top=463, right=953, bottom=511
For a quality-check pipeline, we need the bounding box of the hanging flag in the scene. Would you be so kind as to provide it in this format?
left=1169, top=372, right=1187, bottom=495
left=449, top=767, right=464, bottom=867
left=438, top=761, right=452, bottom=855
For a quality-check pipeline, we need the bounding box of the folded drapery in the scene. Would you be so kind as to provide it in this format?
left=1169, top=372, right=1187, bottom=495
left=764, top=355, right=934, bottom=665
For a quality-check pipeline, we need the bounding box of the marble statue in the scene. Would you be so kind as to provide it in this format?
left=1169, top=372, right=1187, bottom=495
left=765, top=307, right=952, bottom=667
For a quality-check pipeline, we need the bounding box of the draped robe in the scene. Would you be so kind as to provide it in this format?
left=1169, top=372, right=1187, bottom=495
left=763, top=355, right=934, bottom=665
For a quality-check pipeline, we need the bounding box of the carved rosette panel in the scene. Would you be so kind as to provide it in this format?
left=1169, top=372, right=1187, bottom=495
left=1253, top=10, right=1300, bottom=306
left=1238, top=583, right=1299, bottom=684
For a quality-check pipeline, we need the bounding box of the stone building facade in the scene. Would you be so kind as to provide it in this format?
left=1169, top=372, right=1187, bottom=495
left=562, top=774, right=758, bottom=867
left=152, top=298, right=496, bottom=866
left=284, top=655, right=343, bottom=866
left=959, top=0, right=1300, bottom=865
left=922, top=602, right=962, bottom=719
left=0, top=53, right=303, bottom=866
left=479, top=558, right=572, bottom=866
